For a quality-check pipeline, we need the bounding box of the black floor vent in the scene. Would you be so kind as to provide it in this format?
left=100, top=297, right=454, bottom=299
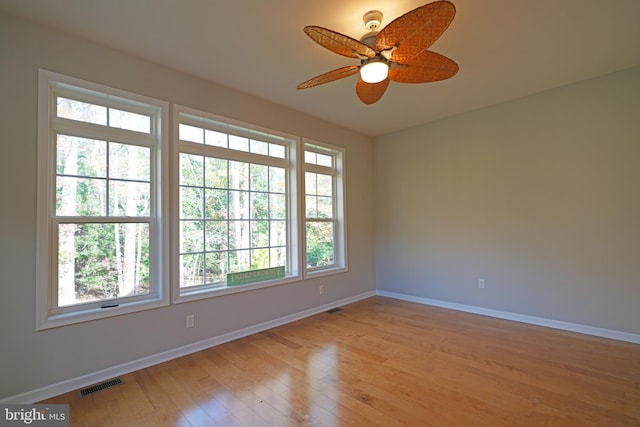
left=78, top=377, right=124, bottom=398
left=326, top=307, right=343, bottom=314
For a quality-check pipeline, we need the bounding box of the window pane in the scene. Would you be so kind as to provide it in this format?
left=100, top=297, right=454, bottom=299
left=109, top=108, right=151, bottom=133
left=180, top=154, right=203, bottom=186
left=181, top=253, right=204, bottom=288
left=179, top=124, right=204, bottom=144
left=305, top=151, right=317, bottom=165
left=269, top=194, right=286, bottom=219
left=270, top=247, right=285, bottom=267
left=109, top=181, right=150, bottom=216
left=305, top=195, right=317, bottom=218
left=229, top=249, right=251, bottom=273
left=270, top=221, right=286, bottom=246
left=205, top=157, right=227, bottom=188
left=251, top=192, right=268, bottom=220
left=205, top=221, right=228, bottom=251
left=56, top=135, right=106, bottom=178
left=229, top=135, right=249, bottom=152
left=58, top=223, right=150, bottom=306
left=109, top=143, right=150, bottom=181
left=205, top=252, right=227, bottom=284
left=205, top=129, right=227, bottom=148
left=229, top=220, right=250, bottom=250
left=317, top=196, right=333, bottom=218
left=228, top=190, right=249, bottom=219
left=251, top=248, right=269, bottom=269
left=180, top=220, right=204, bottom=253
left=57, top=97, right=107, bottom=125
left=180, top=187, right=204, bottom=219
left=306, top=221, right=335, bottom=268
left=269, top=167, right=285, bottom=193
left=250, top=139, right=269, bottom=156
left=56, top=177, right=106, bottom=216
left=204, top=189, right=228, bottom=219
left=269, top=144, right=285, bottom=159
left=317, top=174, right=333, bottom=196
left=228, top=161, right=249, bottom=190
left=317, top=153, right=333, bottom=167
left=250, top=164, right=268, bottom=191
left=305, top=172, right=317, bottom=194
left=251, top=221, right=269, bottom=248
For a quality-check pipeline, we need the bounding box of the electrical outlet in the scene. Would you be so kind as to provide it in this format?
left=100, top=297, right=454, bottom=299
left=478, top=279, right=485, bottom=289
left=319, top=285, right=325, bottom=295
left=186, top=314, right=195, bottom=328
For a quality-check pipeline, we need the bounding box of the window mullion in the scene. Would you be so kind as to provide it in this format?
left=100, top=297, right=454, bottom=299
left=53, top=216, right=152, bottom=224
left=305, top=163, right=335, bottom=175
left=52, top=117, right=155, bottom=148
left=178, top=141, right=288, bottom=168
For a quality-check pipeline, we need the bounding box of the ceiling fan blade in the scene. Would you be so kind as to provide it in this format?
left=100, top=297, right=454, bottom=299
left=296, top=65, right=360, bottom=89
left=389, top=51, right=458, bottom=83
left=304, top=26, right=376, bottom=59
left=355, top=78, right=390, bottom=104
left=376, top=0, right=456, bottom=63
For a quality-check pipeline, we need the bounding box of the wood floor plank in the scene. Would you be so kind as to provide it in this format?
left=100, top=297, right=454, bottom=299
left=40, top=297, right=640, bottom=426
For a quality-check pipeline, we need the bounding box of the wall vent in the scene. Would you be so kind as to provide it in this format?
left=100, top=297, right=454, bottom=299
left=78, top=377, right=124, bottom=398
left=326, top=307, right=343, bottom=314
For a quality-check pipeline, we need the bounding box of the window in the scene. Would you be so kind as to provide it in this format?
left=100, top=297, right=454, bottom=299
left=174, top=106, right=300, bottom=301
left=304, top=141, right=347, bottom=275
left=36, top=72, right=348, bottom=326
left=36, top=70, right=169, bottom=329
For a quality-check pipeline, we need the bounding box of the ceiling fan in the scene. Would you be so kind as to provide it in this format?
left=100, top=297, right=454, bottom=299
left=296, top=0, right=459, bottom=105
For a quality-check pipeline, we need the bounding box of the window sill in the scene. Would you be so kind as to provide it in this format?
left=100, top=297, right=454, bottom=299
left=304, top=266, right=348, bottom=279
left=37, top=296, right=169, bottom=331
left=173, top=275, right=302, bottom=304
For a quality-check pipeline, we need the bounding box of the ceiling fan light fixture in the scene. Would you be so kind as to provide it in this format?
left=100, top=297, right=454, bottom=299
left=297, top=1, right=458, bottom=104
left=360, top=59, right=389, bottom=83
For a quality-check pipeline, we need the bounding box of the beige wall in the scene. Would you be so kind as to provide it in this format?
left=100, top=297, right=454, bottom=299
left=374, top=65, right=640, bottom=334
left=0, top=13, right=375, bottom=400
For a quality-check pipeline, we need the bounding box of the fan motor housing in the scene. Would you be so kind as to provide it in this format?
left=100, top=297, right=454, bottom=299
left=359, top=32, right=378, bottom=49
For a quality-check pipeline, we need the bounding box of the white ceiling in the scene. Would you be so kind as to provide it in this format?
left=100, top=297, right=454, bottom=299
left=2, top=0, right=640, bottom=136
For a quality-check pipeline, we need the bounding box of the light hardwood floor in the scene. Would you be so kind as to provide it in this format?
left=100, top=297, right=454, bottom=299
left=41, top=297, right=640, bottom=426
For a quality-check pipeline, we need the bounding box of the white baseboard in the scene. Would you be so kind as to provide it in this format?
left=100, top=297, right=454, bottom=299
left=2, top=290, right=376, bottom=404
left=376, top=290, right=640, bottom=344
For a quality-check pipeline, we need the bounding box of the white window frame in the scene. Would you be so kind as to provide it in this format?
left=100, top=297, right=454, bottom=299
left=303, top=139, right=348, bottom=277
left=36, top=70, right=169, bottom=330
left=173, top=105, right=301, bottom=303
